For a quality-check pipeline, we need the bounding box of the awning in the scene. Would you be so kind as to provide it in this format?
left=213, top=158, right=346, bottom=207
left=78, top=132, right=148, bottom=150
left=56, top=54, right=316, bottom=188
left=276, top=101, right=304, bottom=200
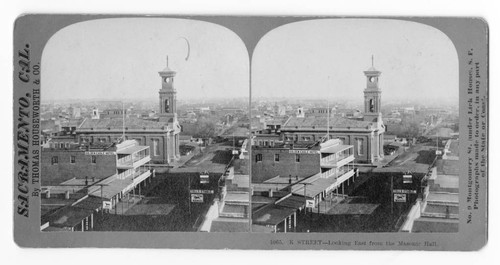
left=292, top=176, right=340, bottom=198
left=276, top=195, right=305, bottom=209
left=252, top=205, right=297, bottom=226
left=90, top=177, right=133, bottom=199
left=320, top=144, right=352, bottom=154
left=117, top=145, right=148, bottom=155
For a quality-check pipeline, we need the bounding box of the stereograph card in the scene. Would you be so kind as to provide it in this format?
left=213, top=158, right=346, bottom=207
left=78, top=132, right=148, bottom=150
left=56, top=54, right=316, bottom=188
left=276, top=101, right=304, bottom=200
left=12, top=15, right=488, bottom=250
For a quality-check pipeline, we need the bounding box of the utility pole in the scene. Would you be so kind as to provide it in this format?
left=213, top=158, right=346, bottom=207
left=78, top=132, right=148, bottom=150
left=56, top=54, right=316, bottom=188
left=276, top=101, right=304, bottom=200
left=188, top=175, right=192, bottom=221
left=302, top=182, right=312, bottom=215
left=390, top=175, right=394, bottom=215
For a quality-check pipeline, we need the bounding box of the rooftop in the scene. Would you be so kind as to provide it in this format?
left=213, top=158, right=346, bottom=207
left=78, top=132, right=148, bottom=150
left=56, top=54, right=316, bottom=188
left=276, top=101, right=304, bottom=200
left=436, top=159, right=460, bottom=176
left=209, top=218, right=249, bottom=232
left=116, top=145, right=149, bottom=155
left=42, top=206, right=94, bottom=228
left=320, top=143, right=352, bottom=154
left=252, top=204, right=297, bottom=226
left=225, top=192, right=250, bottom=203
left=426, top=192, right=459, bottom=204
left=78, top=117, right=169, bottom=130
left=276, top=195, right=305, bottom=209
left=283, top=116, right=373, bottom=130
left=430, top=174, right=459, bottom=190
left=291, top=173, right=340, bottom=198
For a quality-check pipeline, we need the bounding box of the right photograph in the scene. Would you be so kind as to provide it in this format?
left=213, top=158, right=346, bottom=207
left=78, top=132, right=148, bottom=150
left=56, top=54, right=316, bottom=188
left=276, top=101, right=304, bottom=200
left=250, top=19, right=459, bottom=233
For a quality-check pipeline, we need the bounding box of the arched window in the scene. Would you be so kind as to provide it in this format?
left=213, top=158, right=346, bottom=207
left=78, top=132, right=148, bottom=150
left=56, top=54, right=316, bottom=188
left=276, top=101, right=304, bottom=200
left=165, top=99, right=170, bottom=113
left=369, top=99, right=375, bottom=112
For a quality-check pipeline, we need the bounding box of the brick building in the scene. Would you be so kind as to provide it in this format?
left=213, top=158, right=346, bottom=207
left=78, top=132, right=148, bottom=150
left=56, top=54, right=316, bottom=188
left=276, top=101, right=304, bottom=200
left=42, top=140, right=153, bottom=214
left=251, top=139, right=358, bottom=232
left=254, top=65, right=385, bottom=165
left=252, top=139, right=356, bottom=196
left=73, top=59, right=181, bottom=164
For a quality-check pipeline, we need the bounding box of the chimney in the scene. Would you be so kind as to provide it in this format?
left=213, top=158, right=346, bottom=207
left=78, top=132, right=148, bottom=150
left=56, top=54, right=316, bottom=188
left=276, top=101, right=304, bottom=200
left=268, top=189, right=274, bottom=198
left=65, top=190, right=70, bottom=200
left=45, top=190, right=51, bottom=199
left=85, top=176, right=89, bottom=186
left=92, top=177, right=96, bottom=182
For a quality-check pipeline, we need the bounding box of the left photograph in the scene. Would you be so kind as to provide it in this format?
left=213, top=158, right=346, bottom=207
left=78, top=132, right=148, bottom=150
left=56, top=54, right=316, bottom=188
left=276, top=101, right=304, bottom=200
left=39, top=18, right=251, bottom=232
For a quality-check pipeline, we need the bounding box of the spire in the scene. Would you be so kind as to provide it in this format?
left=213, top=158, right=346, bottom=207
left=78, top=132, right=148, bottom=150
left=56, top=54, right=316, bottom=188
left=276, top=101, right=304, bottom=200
left=161, top=55, right=175, bottom=73
left=166, top=55, right=169, bottom=68
left=371, top=55, right=374, bottom=68
left=367, top=55, right=378, bottom=72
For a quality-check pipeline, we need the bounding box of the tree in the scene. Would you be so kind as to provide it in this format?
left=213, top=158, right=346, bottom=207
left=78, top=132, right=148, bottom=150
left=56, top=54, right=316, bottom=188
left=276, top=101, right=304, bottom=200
left=193, top=117, right=218, bottom=140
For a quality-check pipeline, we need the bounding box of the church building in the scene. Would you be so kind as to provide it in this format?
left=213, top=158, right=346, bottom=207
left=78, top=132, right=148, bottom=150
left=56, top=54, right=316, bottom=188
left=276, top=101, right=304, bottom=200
left=255, top=62, right=385, bottom=165
left=74, top=59, right=181, bottom=164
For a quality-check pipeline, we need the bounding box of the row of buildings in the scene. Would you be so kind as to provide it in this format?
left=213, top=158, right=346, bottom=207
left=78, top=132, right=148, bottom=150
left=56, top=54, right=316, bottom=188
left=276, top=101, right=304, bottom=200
left=401, top=139, right=460, bottom=233
left=249, top=64, right=388, bottom=232
left=41, top=59, right=183, bottom=231
left=41, top=139, right=154, bottom=231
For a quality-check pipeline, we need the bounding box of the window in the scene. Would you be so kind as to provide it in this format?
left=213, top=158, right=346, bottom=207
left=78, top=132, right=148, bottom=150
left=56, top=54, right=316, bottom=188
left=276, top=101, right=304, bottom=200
left=51, top=156, right=58, bottom=165
left=59, top=143, right=64, bottom=149
left=153, top=139, right=159, bottom=156
left=91, top=155, right=97, bottom=164
left=274, top=153, right=280, bottom=162
left=256, top=154, right=262, bottom=162
left=70, top=156, right=76, bottom=164
left=356, top=138, right=364, bottom=156
left=295, top=154, right=300, bottom=163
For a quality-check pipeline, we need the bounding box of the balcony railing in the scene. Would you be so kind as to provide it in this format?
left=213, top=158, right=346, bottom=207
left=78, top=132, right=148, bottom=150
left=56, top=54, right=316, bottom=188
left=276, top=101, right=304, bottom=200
left=321, top=155, right=355, bottom=168
left=132, top=167, right=151, bottom=184
left=320, top=168, right=355, bottom=179
left=117, top=166, right=150, bottom=181
left=320, top=153, right=354, bottom=168
left=117, top=155, right=151, bottom=169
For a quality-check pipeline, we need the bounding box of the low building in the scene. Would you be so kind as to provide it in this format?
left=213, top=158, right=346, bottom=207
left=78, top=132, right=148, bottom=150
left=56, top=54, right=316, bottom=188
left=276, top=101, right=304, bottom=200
left=198, top=158, right=250, bottom=232
left=270, top=66, right=386, bottom=165
left=41, top=195, right=105, bottom=232
left=41, top=139, right=154, bottom=231
left=401, top=139, right=460, bottom=233
left=251, top=139, right=358, bottom=232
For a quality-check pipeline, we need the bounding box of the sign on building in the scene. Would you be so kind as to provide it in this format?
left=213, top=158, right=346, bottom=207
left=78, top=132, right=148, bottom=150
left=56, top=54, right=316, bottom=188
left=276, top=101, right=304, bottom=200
left=393, top=193, right=407, bottom=203
left=200, top=173, right=209, bottom=184
left=403, top=174, right=413, bottom=184
left=190, top=189, right=214, bottom=194
left=289, top=150, right=320, bottom=154
left=191, top=194, right=204, bottom=203
left=85, top=151, right=115, bottom=156
left=102, top=201, right=112, bottom=210
left=393, top=189, right=417, bottom=194
left=306, top=199, right=315, bottom=208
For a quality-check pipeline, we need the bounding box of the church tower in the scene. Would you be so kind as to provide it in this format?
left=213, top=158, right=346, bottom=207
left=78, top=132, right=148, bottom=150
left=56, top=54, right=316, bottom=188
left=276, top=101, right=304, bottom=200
left=158, top=56, right=178, bottom=124
left=363, top=56, right=382, bottom=123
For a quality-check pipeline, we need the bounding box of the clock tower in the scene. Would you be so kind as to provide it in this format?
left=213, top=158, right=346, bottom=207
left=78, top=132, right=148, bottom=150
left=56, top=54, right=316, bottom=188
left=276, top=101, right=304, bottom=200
left=158, top=56, right=178, bottom=124
left=363, top=56, right=382, bottom=123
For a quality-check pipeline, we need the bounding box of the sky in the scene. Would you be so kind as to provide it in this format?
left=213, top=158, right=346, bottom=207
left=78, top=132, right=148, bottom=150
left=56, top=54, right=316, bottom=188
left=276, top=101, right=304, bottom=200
left=42, top=18, right=458, bottom=104
left=252, top=19, right=459, bottom=103
left=42, top=18, right=249, bottom=101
